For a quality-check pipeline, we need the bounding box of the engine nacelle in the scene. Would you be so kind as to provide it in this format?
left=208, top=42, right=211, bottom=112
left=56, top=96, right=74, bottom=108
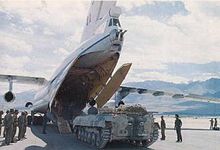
left=4, top=91, right=15, bottom=102
left=25, top=102, right=33, bottom=108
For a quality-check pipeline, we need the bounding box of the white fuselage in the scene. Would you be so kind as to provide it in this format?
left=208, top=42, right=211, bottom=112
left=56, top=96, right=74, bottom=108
left=31, top=18, right=124, bottom=118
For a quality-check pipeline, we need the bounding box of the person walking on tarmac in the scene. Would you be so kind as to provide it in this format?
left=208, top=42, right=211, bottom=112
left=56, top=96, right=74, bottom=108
left=3, top=109, right=14, bottom=145
left=174, top=114, right=182, bottom=142
left=160, top=115, right=166, bottom=140
left=11, top=110, right=18, bottom=143
left=88, top=99, right=98, bottom=115
left=0, top=110, right=3, bottom=136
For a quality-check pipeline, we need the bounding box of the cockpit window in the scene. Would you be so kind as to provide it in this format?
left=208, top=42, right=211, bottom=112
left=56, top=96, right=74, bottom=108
left=109, top=19, right=113, bottom=26
left=113, top=18, right=121, bottom=27
left=108, top=18, right=121, bottom=27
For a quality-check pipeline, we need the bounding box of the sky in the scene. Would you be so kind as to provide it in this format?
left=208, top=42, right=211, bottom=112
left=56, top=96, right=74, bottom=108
left=0, top=0, right=220, bottom=93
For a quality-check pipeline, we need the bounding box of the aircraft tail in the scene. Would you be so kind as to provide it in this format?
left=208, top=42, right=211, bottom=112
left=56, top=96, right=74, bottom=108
left=80, top=1, right=118, bottom=43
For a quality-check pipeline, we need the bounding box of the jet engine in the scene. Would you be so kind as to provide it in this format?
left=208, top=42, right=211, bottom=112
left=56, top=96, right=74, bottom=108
left=4, top=91, right=15, bottom=102
left=25, top=102, right=33, bottom=108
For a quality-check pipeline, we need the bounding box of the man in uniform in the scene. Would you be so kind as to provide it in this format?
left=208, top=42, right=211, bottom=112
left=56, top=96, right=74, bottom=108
left=88, top=100, right=98, bottom=115
left=3, top=109, right=14, bottom=145
left=214, top=118, right=218, bottom=129
left=11, top=110, right=18, bottom=142
left=22, top=111, right=28, bottom=138
left=210, top=118, right=214, bottom=130
left=174, top=114, right=182, bottom=142
left=3, top=110, right=9, bottom=137
left=18, top=112, right=25, bottom=140
left=0, top=110, right=3, bottom=136
left=42, top=110, right=49, bottom=134
left=160, top=115, right=166, bottom=140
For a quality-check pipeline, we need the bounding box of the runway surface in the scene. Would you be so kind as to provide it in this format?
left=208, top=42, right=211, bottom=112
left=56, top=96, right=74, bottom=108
left=0, top=119, right=219, bottom=150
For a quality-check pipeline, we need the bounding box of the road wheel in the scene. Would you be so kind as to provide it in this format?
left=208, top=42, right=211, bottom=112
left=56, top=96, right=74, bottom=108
left=95, top=132, right=101, bottom=148
left=81, top=129, right=85, bottom=141
left=77, top=129, right=81, bottom=140
left=91, top=133, right=96, bottom=146
left=83, top=131, right=88, bottom=142
left=142, top=140, right=148, bottom=147
left=87, top=132, right=91, bottom=144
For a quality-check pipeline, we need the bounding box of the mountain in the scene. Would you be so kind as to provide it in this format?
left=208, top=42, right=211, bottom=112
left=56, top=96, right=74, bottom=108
left=123, top=78, right=220, bottom=116
left=1, top=78, right=220, bottom=116
left=125, top=78, right=220, bottom=98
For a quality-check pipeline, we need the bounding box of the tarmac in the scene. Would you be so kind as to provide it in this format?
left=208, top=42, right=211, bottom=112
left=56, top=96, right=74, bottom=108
left=0, top=118, right=219, bottom=150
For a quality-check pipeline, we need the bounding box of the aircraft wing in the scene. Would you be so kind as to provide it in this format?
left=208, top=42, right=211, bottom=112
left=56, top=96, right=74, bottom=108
left=116, top=86, right=220, bottom=104
left=0, top=74, right=47, bottom=85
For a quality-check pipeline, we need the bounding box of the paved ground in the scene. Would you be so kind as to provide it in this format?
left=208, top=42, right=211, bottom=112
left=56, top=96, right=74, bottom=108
left=0, top=120, right=220, bottom=150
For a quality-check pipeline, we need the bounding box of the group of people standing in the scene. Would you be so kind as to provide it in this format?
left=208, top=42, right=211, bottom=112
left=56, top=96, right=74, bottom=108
left=159, top=114, right=182, bottom=142
left=0, top=109, right=28, bottom=145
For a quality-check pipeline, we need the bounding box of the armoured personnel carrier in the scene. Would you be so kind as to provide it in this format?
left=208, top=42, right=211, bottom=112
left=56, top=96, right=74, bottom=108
left=72, top=105, right=159, bottom=149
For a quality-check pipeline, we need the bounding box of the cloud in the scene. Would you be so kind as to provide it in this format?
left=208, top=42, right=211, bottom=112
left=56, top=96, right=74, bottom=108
left=0, top=32, right=32, bottom=53
left=0, top=54, right=31, bottom=74
left=1, top=0, right=88, bottom=34
left=53, top=48, right=69, bottom=57
left=185, top=1, right=220, bottom=17
left=116, top=1, right=220, bottom=83
left=124, top=1, right=189, bottom=22
left=1, top=0, right=220, bottom=86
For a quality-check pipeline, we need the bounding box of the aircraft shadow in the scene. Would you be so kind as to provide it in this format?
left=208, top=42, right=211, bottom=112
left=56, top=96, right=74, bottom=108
left=24, top=124, right=62, bottom=150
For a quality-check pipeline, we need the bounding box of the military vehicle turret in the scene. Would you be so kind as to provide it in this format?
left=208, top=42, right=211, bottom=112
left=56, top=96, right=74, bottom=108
left=72, top=105, right=159, bottom=149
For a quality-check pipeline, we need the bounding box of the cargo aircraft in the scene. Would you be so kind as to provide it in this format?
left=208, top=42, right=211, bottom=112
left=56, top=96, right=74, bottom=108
left=0, top=1, right=131, bottom=127
left=0, top=1, right=219, bottom=130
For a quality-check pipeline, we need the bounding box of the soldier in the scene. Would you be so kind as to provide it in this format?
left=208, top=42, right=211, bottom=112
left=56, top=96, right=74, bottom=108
left=42, top=110, right=49, bottom=134
left=174, top=114, right=182, bottom=142
left=3, top=110, right=9, bottom=137
left=160, top=115, right=166, bottom=140
left=210, top=118, right=214, bottom=130
left=0, top=110, right=3, bottom=136
left=22, top=111, right=28, bottom=138
left=18, top=112, right=25, bottom=140
left=3, top=109, right=14, bottom=145
left=11, top=110, right=18, bottom=142
left=214, top=118, right=218, bottom=129
left=88, top=100, right=98, bottom=115
left=118, top=101, right=125, bottom=107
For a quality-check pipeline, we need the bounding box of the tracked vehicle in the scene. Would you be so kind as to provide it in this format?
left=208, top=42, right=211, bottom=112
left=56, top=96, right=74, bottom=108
left=72, top=105, right=159, bottom=149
